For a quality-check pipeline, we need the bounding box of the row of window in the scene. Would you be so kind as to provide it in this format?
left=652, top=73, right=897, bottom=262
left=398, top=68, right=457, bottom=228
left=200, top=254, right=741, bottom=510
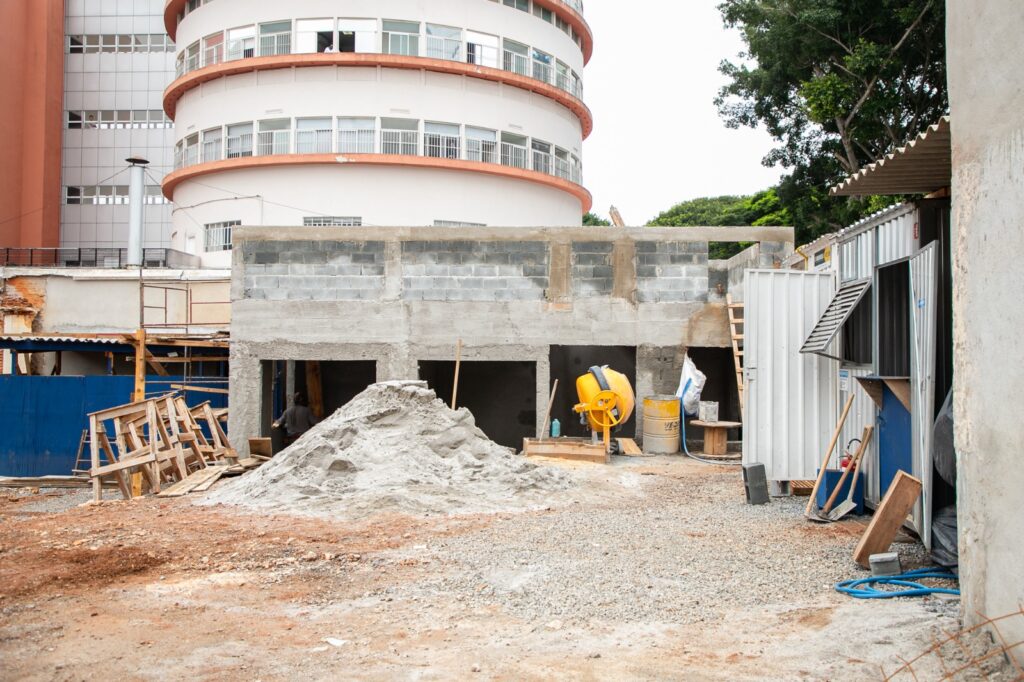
left=175, top=0, right=586, bottom=50
left=204, top=218, right=488, bottom=252
left=173, top=18, right=583, bottom=100
left=173, top=117, right=583, bottom=185
left=67, top=110, right=174, bottom=130
left=67, top=34, right=175, bottom=54
left=65, top=185, right=169, bottom=205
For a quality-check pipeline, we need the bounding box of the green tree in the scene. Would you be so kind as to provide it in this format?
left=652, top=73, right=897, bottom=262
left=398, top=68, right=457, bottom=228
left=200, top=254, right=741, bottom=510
left=583, top=212, right=612, bottom=226
left=647, top=189, right=793, bottom=258
left=715, top=0, right=947, bottom=240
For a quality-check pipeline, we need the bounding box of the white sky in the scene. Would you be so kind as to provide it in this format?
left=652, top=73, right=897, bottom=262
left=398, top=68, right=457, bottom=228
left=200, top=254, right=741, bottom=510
left=581, top=0, right=784, bottom=224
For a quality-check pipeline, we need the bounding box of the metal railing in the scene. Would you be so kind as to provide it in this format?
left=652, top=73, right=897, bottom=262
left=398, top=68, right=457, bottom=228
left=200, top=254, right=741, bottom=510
left=381, top=129, right=418, bottom=155
left=225, top=133, right=254, bottom=158
left=0, top=248, right=201, bottom=269
left=257, top=130, right=291, bottom=156
left=296, top=129, right=333, bottom=154
left=503, top=50, right=530, bottom=76
left=177, top=124, right=582, bottom=184
left=466, top=139, right=499, bottom=164
left=176, top=26, right=585, bottom=102
left=384, top=33, right=419, bottom=56
left=426, top=36, right=461, bottom=61
left=202, top=139, right=222, bottom=163
left=259, top=33, right=292, bottom=57
left=501, top=142, right=529, bottom=169
left=424, top=133, right=461, bottom=159
left=338, top=129, right=376, bottom=153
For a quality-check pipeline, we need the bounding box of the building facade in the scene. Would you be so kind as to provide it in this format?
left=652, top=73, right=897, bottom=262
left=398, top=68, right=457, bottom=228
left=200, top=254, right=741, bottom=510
left=62, top=0, right=176, bottom=252
left=162, top=0, right=594, bottom=266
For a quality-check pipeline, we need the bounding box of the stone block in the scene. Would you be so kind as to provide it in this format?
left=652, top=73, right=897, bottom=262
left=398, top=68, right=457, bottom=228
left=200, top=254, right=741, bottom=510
left=474, top=265, right=498, bottom=277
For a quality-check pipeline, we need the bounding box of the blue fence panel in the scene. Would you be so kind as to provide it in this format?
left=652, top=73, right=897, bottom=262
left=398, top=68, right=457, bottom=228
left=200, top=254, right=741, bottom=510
left=0, top=376, right=228, bottom=477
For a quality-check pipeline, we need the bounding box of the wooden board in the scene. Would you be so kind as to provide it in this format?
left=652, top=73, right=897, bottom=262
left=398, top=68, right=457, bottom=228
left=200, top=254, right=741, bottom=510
left=157, top=467, right=226, bottom=498
left=789, top=481, right=815, bottom=497
left=524, top=438, right=609, bottom=464
left=617, top=438, right=644, bottom=456
left=853, top=471, right=922, bottom=567
left=248, top=438, right=273, bottom=457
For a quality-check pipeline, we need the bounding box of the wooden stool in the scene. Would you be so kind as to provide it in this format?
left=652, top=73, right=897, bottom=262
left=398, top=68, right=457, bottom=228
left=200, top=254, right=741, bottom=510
left=690, top=420, right=742, bottom=456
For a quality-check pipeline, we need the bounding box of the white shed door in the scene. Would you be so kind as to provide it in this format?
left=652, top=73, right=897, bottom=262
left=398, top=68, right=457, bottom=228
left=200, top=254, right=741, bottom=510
left=909, top=242, right=938, bottom=548
left=743, top=270, right=837, bottom=481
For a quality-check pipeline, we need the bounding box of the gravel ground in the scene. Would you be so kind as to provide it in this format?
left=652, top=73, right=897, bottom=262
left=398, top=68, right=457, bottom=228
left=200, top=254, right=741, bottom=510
left=395, top=458, right=935, bottom=626
left=1, top=488, right=93, bottom=514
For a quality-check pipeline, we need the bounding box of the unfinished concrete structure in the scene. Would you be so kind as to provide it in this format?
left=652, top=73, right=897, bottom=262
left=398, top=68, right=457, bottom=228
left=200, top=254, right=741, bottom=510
left=228, top=226, right=792, bottom=450
left=948, top=0, right=1024, bottom=658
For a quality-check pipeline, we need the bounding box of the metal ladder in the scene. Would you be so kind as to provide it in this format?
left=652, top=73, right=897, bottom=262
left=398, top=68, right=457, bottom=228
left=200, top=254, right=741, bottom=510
left=726, top=294, right=745, bottom=422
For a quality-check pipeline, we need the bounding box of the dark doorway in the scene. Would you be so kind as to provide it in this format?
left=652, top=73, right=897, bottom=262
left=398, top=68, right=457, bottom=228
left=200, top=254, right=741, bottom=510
left=419, top=361, right=536, bottom=450
left=548, top=346, right=637, bottom=439
left=337, top=31, right=356, bottom=52
left=687, top=347, right=741, bottom=423
left=261, top=360, right=376, bottom=435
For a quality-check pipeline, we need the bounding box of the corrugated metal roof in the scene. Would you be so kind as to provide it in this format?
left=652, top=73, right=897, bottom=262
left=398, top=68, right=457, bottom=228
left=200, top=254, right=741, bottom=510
left=0, top=334, right=126, bottom=345
left=831, top=117, right=951, bottom=196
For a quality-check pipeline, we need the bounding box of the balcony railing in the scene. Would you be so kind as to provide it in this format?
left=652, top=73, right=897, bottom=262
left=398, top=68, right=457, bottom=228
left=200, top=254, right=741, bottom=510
left=426, top=36, right=462, bottom=61
left=424, top=133, right=461, bottom=159
left=338, top=129, right=375, bottom=154
left=202, top=139, right=222, bottom=163
left=177, top=125, right=582, bottom=185
left=381, top=129, right=418, bottom=156
left=225, top=133, right=254, bottom=158
left=466, top=139, right=499, bottom=164
left=296, top=129, right=334, bottom=154
left=0, top=248, right=201, bottom=269
left=175, top=25, right=585, bottom=103
left=257, top=130, right=291, bottom=156
left=501, top=142, right=529, bottom=170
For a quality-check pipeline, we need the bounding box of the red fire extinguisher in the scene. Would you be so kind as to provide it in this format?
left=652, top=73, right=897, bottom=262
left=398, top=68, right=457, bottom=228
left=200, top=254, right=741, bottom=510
left=840, top=438, right=861, bottom=471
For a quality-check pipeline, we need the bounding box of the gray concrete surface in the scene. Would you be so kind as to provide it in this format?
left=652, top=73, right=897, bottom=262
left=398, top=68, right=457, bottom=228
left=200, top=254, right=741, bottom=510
left=229, top=226, right=793, bottom=455
left=949, top=0, right=1024, bottom=661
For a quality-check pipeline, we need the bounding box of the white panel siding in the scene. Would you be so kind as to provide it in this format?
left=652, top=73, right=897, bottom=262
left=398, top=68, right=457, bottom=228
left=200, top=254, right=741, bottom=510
left=743, top=270, right=837, bottom=481
left=838, top=365, right=879, bottom=503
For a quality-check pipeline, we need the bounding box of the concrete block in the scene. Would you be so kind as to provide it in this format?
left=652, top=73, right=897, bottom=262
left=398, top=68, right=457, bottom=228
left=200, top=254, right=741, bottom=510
left=635, top=241, right=657, bottom=254
left=523, top=264, right=548, bottom=277
left=361, top=265, right=385, bottom=276
left=636, top=265, right=658, bottom=278
left=425, top=265, right=450, bottom=276
left=481, top=279, right=505, bottom=289
left=450, top=265, right=473, bottom=276
left=528, top=277, right=549, bottom=289
left=484, top=253, right=510, bottom=265
left=350, top=253, right=378, bottom=264
left=457, top=277, right=485, bottom=289
left=496, top=265, right=521, bottom=277
left=743, top=464, right=770, bottom=505
left=435, top=252, right=462, bottom=265
left=575, top=252, right=610, bottom=266
left=253, top=251, right=279, bottom=265
left=572, top=241, right=614, bottom=253
left=474, top=265, right=498, bottom=276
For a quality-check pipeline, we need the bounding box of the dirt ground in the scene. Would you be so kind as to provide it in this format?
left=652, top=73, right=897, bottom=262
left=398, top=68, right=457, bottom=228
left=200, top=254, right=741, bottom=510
left=0, top=457, right=997, bottom=681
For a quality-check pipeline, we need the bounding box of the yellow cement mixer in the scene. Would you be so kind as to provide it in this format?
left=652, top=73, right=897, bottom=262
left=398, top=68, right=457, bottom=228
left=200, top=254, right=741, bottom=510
left=573, top=366, right=635, bottom=451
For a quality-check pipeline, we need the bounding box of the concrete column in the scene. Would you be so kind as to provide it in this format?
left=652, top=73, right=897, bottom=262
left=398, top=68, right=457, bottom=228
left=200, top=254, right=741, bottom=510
left=535, top=348, right=551, bottom=440
left=285, top=359, right=296, bottom=407
left=228, top=349, right=262, bottom=458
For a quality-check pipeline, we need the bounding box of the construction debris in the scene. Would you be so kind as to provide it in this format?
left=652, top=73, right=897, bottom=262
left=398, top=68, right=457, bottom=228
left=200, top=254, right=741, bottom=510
left=87, top=395, right=242, bottom=501
left=203, top=381, right=571, bottom=519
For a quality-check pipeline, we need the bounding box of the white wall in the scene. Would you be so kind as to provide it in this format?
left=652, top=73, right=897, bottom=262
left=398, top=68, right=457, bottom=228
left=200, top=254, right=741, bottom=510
left=175, top=67, right=583, bottom=156
left=949, top=0, right=1024, bottom=661
left=171, top=164, right=584, bottom=266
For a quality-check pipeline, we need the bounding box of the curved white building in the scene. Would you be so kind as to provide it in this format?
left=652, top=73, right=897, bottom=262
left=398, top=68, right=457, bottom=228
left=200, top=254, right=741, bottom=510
left=162, top=0, right=594, bottom=265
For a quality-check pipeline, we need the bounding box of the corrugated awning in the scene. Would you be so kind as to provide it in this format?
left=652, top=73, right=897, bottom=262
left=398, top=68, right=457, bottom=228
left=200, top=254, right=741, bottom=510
left=0, top=335, right=133, bottom=353
left=831, top=117, right=951, bottom=196
left=800, top=279, right=872, bottom=359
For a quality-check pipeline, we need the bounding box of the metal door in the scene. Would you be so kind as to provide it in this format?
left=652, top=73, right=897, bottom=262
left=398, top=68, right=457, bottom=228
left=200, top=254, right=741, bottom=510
left=743, top=270, right=837, bottom=481
left=909, top=242, right=938, bottom=548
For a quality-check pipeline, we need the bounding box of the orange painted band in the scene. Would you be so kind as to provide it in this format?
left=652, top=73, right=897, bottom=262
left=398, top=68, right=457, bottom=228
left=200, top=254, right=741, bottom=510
left=163, top=53, right=593, bottom=139
left=163, top=0, right=594, bottom=64
left=161, top=153, right=593, bottom=212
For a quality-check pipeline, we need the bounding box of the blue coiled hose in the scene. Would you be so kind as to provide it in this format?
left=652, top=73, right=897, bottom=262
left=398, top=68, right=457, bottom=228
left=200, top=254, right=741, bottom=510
left=835, top=568, right=960, bottom=599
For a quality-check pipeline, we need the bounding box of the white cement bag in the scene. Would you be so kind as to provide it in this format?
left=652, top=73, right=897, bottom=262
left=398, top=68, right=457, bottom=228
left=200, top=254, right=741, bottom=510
left=675, top=354, right=707, bottom=417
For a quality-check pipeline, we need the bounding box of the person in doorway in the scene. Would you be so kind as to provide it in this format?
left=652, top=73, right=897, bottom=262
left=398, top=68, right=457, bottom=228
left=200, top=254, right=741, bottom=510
left=323, top=43, right=335, bottom=53
left=273, top=392, right=318, bottom=443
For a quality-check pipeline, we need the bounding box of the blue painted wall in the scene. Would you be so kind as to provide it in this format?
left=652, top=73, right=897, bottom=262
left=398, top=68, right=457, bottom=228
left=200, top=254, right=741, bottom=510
left=877, top=385, right=913, bottom=496
left=0, top=376, right=226, bottom=477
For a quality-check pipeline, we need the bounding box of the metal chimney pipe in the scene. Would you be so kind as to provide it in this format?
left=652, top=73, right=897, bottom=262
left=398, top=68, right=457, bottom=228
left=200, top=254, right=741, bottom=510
left=125, top=157, right=149, bottom=267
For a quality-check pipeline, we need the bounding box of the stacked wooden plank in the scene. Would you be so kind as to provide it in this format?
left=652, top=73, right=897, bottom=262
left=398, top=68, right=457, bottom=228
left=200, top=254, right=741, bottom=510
left=87, top=395, right=247, bottom=502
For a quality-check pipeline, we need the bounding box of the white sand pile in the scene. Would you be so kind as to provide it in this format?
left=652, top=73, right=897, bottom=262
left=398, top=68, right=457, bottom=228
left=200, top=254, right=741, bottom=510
left=203, top=381, right=572, bottom=518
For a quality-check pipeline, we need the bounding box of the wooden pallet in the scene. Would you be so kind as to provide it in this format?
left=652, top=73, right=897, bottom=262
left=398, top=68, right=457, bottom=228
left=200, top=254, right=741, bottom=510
left=726, top=294, right=745, bottom=422
left=523, top=438, right=609, bottom=464
left=790, top=480, right=815, bottom=497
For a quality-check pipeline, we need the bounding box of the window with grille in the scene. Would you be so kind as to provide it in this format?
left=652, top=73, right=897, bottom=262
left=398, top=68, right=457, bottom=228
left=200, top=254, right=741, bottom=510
left=303, top=217, right=362, bottom=227
left=204, top=221, right=240, bottom=252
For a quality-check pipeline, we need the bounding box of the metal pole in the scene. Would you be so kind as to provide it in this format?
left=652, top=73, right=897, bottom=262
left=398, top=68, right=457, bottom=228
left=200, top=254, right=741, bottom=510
left=126, top=157, right=149, bottom=268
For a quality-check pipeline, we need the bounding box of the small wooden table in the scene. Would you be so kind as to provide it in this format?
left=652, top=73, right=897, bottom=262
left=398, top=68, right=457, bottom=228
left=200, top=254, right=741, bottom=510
left=690, top=420, right=742, bottom=456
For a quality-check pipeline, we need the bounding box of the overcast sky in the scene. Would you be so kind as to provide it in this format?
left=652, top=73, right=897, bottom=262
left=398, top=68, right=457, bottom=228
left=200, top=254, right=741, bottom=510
left=581, top=1, right=784, bottom=224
